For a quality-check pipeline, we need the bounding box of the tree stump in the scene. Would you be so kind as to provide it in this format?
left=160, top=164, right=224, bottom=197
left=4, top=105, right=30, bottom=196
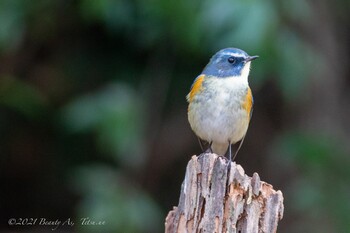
left=165, top=153, right=284, bottom=233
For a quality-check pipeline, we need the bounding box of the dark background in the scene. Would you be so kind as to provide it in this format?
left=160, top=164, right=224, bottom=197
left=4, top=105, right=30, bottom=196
left=0, top=0, right=349, bottom=232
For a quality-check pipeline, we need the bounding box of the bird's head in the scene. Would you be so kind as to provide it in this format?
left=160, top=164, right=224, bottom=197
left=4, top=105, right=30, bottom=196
left=202, top=48, right=258, bottom=78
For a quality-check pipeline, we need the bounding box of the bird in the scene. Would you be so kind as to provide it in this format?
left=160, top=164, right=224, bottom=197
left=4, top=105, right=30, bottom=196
left=187, top=48, right=258, bottom=161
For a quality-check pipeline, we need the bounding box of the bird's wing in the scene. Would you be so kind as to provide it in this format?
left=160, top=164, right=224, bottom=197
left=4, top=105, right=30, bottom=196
left=186, top=74, right=205, bottom=103
left=232, top=88, right=254, bottom=160
left=242, top=87, right=253, bottom=120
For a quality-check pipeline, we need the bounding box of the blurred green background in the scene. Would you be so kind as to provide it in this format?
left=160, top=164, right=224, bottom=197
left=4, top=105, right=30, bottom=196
left=1, top=0, right=349, bottom=232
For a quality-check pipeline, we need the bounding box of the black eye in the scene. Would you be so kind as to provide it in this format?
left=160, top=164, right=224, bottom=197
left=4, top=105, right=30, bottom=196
left=228, top=57, right=236, bottom=64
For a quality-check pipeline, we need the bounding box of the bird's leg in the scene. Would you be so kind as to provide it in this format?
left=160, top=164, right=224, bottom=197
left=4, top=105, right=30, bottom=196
left=228, top=141, right=232, bottom=162
left=208, top=141, right=213, bottom=153
left=198, top=138, right=211, bottom=158
left=227, top=141, right=232, bottom=178
left=231, top=134, right=247, bottom=161
left=197, top=137, right=205, bottom=152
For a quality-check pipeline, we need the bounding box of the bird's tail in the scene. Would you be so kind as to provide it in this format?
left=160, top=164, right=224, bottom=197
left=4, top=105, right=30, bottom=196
left=211, top=142, right=229, bottom=156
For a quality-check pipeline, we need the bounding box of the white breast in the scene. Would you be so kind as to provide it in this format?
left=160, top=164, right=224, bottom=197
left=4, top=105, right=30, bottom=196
left=188, top=74, right=251, bottom=154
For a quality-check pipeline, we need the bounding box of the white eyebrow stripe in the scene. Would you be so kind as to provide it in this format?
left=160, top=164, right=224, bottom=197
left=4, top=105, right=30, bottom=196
left=221, top=52, right=245, bottom=57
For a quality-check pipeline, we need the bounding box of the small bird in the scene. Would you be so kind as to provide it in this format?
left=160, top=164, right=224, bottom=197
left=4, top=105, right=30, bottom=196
left=187, top=48, right=258, bottom=161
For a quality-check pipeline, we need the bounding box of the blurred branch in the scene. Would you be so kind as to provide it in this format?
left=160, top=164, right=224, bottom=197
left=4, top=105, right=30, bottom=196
left=165, top=153, right=284, bottom=233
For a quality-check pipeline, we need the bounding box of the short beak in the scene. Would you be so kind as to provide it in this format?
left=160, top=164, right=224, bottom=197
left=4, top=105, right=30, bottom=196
left=245, top=55, right=259, bottom=62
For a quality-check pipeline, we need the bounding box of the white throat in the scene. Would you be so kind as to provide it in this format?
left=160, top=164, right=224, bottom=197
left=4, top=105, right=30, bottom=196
left=240, top=62, right=251, bottom=83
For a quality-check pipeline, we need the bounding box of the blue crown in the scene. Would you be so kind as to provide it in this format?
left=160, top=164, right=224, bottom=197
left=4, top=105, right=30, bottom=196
left=202, top=48, right=255, bottom=78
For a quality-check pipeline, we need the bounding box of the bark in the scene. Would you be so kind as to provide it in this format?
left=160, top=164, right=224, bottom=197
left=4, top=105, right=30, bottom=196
left=165, top=153, right=284, bottom=233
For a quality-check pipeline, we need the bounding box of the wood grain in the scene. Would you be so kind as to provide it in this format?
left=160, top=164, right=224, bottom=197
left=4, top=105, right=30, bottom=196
left=165, top=153, right=284, bottom=233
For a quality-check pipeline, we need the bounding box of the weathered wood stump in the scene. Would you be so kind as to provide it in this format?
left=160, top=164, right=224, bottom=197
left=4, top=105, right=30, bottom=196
left=165, top=153, right=284, bottom=233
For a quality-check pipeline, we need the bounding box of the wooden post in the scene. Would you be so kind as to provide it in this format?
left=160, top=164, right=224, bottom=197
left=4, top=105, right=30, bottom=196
left=165, top=153, right=284, bottom=233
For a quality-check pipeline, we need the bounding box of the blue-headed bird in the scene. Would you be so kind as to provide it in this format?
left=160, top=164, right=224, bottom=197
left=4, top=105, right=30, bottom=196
left=187, top=48, right=258, bottom=161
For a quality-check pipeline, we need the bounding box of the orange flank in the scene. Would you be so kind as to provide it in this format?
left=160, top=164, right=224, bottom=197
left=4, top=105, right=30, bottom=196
left=242, top=87, right=253, bottom=117
left=187, top=75, right=205, bottom=102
